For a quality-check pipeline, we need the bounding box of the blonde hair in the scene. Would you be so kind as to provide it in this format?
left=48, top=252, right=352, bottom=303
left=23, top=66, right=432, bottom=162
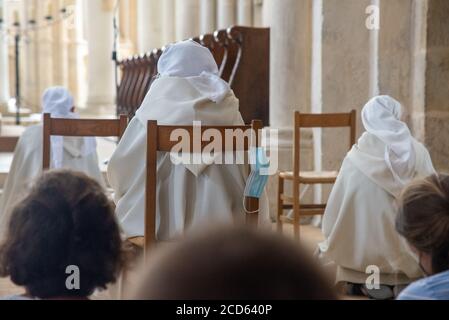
left=396, top=174, right=449, bottom=274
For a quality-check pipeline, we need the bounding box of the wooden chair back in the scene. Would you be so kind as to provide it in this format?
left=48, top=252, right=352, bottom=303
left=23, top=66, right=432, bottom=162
left=145, top=120, right=264, bottom=253
left=43, top=114, right=128, bottom=170
left=294, top=111, right=357, bottom=177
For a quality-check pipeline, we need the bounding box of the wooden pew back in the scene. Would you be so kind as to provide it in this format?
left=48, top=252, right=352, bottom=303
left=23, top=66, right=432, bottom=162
left=117, top=26, right=270, bottom=126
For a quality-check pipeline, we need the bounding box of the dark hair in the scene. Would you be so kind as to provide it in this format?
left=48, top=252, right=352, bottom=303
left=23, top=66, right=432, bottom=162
left=396, top=174, right=449, bottom=274
left=132, top=227, right=337, bottom=300
left=0, top=170, right=125, bottom=299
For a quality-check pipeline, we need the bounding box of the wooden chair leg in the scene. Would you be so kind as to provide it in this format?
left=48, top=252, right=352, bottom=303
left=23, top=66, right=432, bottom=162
left=277, top=175, right=284, bottom=234
left=293, top=182, right=300, bottom=241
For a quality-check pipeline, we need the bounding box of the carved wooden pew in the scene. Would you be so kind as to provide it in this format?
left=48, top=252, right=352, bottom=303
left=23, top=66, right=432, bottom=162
left=117, top=26, right=270, bottom=126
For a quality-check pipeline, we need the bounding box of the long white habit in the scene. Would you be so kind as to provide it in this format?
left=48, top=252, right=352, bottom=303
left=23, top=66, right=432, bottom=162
left=319, top=96, right=436, bottom=285
left=108, top=40, right=269, bottom=239
left=0, top=88, right=105, bottom=238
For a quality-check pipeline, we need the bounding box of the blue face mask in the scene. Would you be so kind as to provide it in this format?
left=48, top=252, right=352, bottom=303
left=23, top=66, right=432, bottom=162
left=244, top=147, right=270, bottom=199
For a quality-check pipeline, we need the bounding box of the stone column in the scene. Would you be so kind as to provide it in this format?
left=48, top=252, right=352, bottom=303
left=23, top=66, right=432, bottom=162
left=22, top=0, right=40, bottom=112
left=137, top=0, right=162, bottom=53
left=237, top=0, right=252, bottom=26
left=217, top=0, right=236, bottom=29
left=175, top=0, right=200, bottom=41
left=378, top=0, right=413, bottom=113
left=162, top=0, right=175, bottom=44
left=200, top=0, right=216, bottom=34
left=258, top=0, right=271, bottom=27
left=0, top=0, right=10, bottom=112
left=419, top=0, right=449, bottom=171
left=268, top=0, right=314, bottom=217
left=67, top=0, right=87, bottom=107
left=37, top=2, right=54, bottom=105
left=320, top=0, right=371, bottom=169
left=84, top=0, right=115, bottom=115
left=119, top=0, right=137, bottom=56
left=53, top=0, right=69, bottom=88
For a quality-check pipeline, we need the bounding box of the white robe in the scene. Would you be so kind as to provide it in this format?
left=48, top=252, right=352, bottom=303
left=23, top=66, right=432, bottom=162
left=0, top=124, right=105, bottom=238
left=108, top=77, right=269, bottom=239
left=319, top=132, right=435, bottom=285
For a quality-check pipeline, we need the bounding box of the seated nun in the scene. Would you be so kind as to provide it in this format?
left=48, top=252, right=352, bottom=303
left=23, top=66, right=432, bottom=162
left=108, top=40, right=269, bottom=240
left=318, top=96, right=436, bottom=299
left=0, top=87, right=105, bottom=237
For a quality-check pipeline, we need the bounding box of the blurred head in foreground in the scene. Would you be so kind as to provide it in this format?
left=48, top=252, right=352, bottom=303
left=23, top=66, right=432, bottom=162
left=0, top=170, right=125, bottom=299
left=132, top=227, right=337, bottom=300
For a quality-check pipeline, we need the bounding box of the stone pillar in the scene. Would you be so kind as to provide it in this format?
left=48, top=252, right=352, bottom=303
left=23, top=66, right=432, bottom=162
left=260, top=0, right=272, bottom=27
left=217, top=0, right=236, bottom=29
left=137, top=0, right=162, bottom=52
left=237, top=0, right=252, bottom=26
left=268, top=0, right=314, bottom=217
left=53, top=0, right=69, bottom=88
left=67, top=0, right=87, bottom=107
left=162, top=0, right=175, bottom=44
left=271, top=0, right=312, bottom=128
left=37, top=2, right=54, bottom=105
left=0, top=0, right=10, bottom=112
left=320, top=0, right=371, bottom=171
left=175, top=0, right=200, bottom=41
left=21, top=0, right=40, bottom=112
left=378, top=0, right=413, bottom=114
left=420, top=0, right=449, bottom=171
left=200, top=0, right=216, bottom=34
left=84, top=0, right=115, bottom=115
left=119, top=0, right=137, bottom=56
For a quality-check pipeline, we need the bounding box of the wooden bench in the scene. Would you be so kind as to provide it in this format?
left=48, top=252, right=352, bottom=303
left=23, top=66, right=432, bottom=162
left=0, top=137, right=19, bottom=153
left=117, top=26, right=270, bottom=126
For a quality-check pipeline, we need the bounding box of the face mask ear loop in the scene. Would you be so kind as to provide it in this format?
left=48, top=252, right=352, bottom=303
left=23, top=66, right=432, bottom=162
left=242, top=197, right=260, bottom=215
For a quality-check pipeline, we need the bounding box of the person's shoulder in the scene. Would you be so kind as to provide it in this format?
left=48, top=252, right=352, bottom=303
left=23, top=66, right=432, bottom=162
left=398, top=271, right=449, bottom=300
left=397, top=280, right=433, bottom=300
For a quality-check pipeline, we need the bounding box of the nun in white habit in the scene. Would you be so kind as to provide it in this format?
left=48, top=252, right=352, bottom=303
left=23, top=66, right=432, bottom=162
left=319, top=96, right=435, bottom=288
left=0, top=87, right=105, bottom=236
left=108, top=40, right=269, bottom=240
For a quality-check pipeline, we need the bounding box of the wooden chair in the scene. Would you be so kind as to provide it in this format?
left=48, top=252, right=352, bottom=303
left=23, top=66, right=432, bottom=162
left=277, top=111, right=357, bottom=240
left=0, top=137, right=19, bottom=153
left=42, top=114, right=128, bottom=170
left=135, top=120, right=264, bottom=257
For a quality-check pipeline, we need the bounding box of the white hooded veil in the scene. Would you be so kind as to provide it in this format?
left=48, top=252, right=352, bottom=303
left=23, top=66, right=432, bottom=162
left=361, top=96, right=417, bottom=187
